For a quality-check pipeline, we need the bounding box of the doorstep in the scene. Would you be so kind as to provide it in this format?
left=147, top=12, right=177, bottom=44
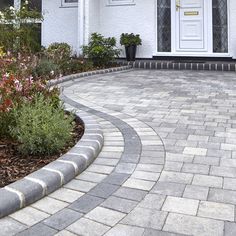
left=117, top=60, right=236, bottom=72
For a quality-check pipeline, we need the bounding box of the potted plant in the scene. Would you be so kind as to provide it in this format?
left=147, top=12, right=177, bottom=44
left=120, top=33, right=142, bottom=61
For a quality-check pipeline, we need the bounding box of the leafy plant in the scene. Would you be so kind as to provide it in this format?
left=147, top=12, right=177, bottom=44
left=0, top=1, right=43, bottom=53
left=0, top=74, right=60, bottom=137
left=10, top=96, right=74, bottom=155
left=45, top=43, right=72, bottom=67
left=120, top=33, right=142, bottom=47
left=61, top=58, right=94, bottom=75
left=83, top=33, right=120, bottom=67
left=32, top=58, right=60, bottom=80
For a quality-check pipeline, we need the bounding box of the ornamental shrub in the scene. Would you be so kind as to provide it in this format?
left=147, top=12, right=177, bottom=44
left=10, top=96, right=74, bottom=156
left=45, top=43, right=72, bottom=68
left=83, top=33, right=121, bottom=67
left=0, top=74, right=60, bottom=137
left=32, top=59, right=60, bottom=80
left=120, top=33, right=142, bottom=47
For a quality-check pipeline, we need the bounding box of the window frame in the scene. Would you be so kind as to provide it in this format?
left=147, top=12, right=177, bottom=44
left=61, top=0, right=78, bottom=8
left=107, top=0, right=135, bottom=6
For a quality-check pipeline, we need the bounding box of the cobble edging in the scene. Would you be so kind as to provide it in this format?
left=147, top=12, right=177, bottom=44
left=48, top=65, right=133, bottom=87
left=0, top=92, right=105, bottom=219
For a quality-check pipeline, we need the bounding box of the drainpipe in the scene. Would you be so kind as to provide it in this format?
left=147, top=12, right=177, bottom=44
left=78, top=0, right=85, bottom=55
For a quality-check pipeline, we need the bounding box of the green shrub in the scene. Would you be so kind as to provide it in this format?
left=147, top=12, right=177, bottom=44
left=120, top=33, right=142, bottom=47
left=33, top=59, right=60, bottom=79
left=0, top=111, right=15, bottom=138
left=10, top=96, right=74, bottom=156
left=83, top=33, right=120, bottom=67
left=62, top=59, right=94, bottom=75
left=45, top=43, right=72, bottom=66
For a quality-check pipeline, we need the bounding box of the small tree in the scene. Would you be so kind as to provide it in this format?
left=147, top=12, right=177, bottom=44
left=83, top=33, right=120, bottom=67
left=0, top=1, right=43, bottom=54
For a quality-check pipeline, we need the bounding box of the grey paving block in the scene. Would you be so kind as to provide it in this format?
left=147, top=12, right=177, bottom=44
left=225, top=222, right=236, bottom=236
left=10, top=206, right=49, bottom=226
left=198, top=201, right=234, bottom=221
left=86, top=207, right=126, bottom=227
left=123, top=178, right=155, bottom=191
left=58, top=154, right=86, bottom=173
left=192, top=174, right=223, bottom=188
left=183, top=185, right=209, bottom=200
left=143, top=229, right=184, bottom=236
left=121, top=207, right=167, bottom=230
left=101, top=196, right=137, bottom=213
left=104, top=224, right=145, bottom=236
left=44, top=208, right=83, bottom=230
left=182, top=163, right=209, bottom=175
left=67, top=217, right=110, bottom=236
left=120, top=153, right=140, bottom=163
left=162, top=196, right=199, bottom=215
left=88, top=183, right=119, bottom=198
left=0, top=217, right=27, bottom=236
left=17, top=223, right=57, bottom=236
left=151, top=182, right=186, bottom=197
left=163, top=213, right=224, bottom=236
left=45, top=161, right=75, bottom=183
left=69, top=194, right=104, bottom=213
left=102, top=172, right=129, bottom=185
left=77, top=171, right=107, bottom=183
left=208, top=188, right=236, bottom=205
left=159, top=171, right=193, bottom=184
left=115, top=163, right=136, bottom=174
left=8, top=179, right=44, bottom=205
left=0, top=189, right=21, bottom=218
left=27, top=169, right=61, bottom=194
left=113, top=187, right=147, bottom=201
left=138, top=193, right=166, bottom=210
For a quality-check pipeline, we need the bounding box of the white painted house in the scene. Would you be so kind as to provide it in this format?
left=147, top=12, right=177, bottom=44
left=1, top=0, right=236, bottom=59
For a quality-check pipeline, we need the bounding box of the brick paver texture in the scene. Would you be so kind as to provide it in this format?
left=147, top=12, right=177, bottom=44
left=2, top=69, right=236, bottom=236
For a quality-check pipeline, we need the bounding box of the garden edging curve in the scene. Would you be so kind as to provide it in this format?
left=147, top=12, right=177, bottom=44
left=0, top=65, right=132, bottom=219
left=0, top=109, right=103, bottom=218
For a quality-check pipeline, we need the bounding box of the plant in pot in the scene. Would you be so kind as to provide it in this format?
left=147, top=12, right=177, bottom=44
left=120, top=33, right=142, bottom=61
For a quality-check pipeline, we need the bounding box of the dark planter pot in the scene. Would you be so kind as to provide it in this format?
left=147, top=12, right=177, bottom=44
left=125, top=45, right=137, bottom=61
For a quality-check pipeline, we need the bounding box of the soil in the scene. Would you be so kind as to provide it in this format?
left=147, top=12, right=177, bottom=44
left=0, top=118, right=84, bottom=188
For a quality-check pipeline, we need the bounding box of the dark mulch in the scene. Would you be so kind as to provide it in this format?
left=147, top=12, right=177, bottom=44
left=0, top=119, right=84, bottom=188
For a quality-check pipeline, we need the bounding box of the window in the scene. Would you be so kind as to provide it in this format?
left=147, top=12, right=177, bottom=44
left=157, top=0, right=171, bottom=52
left=107, top=0, right=135, bottom=6
left=61, top=0, right=78, bottom=7
left=212, top=0, right=228, bottom=53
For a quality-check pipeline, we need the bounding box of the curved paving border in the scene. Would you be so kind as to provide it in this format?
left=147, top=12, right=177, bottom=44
left=0, top=65, right=132, bottom=219
left=48, top=65, right=132, bottom=87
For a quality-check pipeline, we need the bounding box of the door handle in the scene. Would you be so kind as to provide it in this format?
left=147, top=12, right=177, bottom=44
left=176, top=0, right=180, bottom=11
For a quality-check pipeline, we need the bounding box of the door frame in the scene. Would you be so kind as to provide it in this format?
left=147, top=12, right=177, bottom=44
left=154, top=0, right=230, bottom=57
left=174, top=0, right=211, bottom=53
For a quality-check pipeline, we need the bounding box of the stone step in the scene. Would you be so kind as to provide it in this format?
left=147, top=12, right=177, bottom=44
left=118, top=60, right=236, bottom=72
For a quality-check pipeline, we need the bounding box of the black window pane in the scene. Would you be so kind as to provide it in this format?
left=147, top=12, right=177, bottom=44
left=20, top=23, right=42, bottom=52
left=157, top=0, right=171, bottom=52
left=213, top=0, right=228, bottom=53
left=65, top=0, right=78, bottom=2
left=21, top=0, right=42, bottom=12
left=0, top=0, right=14, bottom=10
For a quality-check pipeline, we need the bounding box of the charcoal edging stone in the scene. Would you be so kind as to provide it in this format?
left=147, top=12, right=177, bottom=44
left=0, top=65, right=132, bottom=218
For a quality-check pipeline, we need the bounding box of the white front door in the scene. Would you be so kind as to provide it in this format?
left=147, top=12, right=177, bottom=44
left=175, top=0, right=208, bottom=52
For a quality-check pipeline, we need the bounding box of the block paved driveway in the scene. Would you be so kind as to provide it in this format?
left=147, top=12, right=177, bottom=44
left=2, top=69, right=236, bottom=236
